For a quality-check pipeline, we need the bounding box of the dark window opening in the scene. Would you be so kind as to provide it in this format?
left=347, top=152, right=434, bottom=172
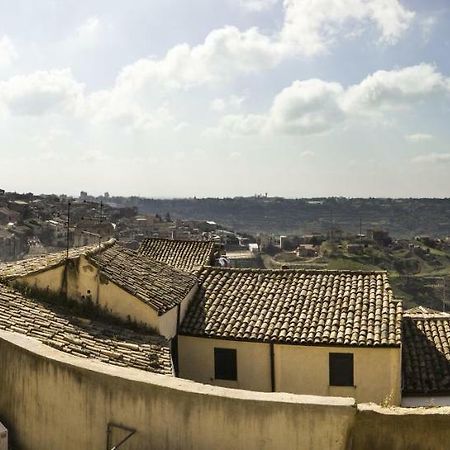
left=329, top=353, right=354, bottom=386
left=214, top=348, right=237, bottom=380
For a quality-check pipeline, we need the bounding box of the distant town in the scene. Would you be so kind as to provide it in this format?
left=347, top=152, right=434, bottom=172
left=1, top=189, right=449, bottom=312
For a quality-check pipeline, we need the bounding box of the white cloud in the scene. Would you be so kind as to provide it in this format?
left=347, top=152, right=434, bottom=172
left=281, top=0, right=414, bottom=56
left=214, top=64, right=450, bottom=136
left=270, top=79, right=344, bottom=134
left=108, top=0, right=414, bottom=94
left=0, top=35, right=18, bottom=68
left=74, top=16, right=102, bottom=47
left=0, top=69, right=84, bottom=116
left=405, top=133, right=434, bottom=142
left=86, top=89, right=174, bottom=131
left=218, top=113, right=268, bottom=135
left=235, top=0, right=279, bottom=11
left=412, top=153, right=450, bottom=164
left=342, top=64, right=449, bottom=114
left=420, top=16, right=437, bottom=43
left=211, top=95, right=245, bottom=112
left=116, top=26, right=282, bottom=92
left=80, top=149, right=109, bottom=162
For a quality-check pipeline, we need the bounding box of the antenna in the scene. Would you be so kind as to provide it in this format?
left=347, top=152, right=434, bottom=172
left=98, top=200, right=103, bottom=246
left=66, top=201, right=71, bottom=259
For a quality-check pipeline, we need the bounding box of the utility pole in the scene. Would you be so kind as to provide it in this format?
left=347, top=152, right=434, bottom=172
left=66, top=201, right=71, bottom=259
left=98, top=200, right=103, bottom=246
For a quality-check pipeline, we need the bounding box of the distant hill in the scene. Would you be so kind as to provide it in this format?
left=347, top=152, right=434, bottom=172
left=108, top=196, right=450, bottom=238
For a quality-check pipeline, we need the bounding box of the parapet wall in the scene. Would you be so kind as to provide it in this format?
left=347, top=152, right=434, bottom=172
left=0, top=330, right=450, bottom=450
left=0, top=331, right=354, bottom=450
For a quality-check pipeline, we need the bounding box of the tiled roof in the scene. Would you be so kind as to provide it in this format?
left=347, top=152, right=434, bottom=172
left=0, top=284, right=173, bottom=375
left=180, top=268, right=402, bottom=347
left=0, top=239, right=116, bottom=281
left=87, top=244, right=197, bottom=315
left=402, top=307, right=450, bottom=395
left=138, top=238, right=216, bottom=272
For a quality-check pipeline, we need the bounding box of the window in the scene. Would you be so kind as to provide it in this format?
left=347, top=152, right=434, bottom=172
left=214, top=348, right=237, bottom=380
left=329, top=353, right=354, bottom=386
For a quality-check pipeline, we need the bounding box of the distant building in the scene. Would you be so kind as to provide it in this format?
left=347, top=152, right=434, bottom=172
left=296, top=244, right=318, bottom=257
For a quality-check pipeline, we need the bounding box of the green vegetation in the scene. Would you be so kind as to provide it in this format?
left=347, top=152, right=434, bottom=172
left=12, top=282, right=158, bottom=334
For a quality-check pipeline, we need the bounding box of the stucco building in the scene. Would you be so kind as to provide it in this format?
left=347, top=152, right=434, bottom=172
left=0, top=240, right=198, bottom=338
left=3, top=238, right=450, bottom=408
left=179, top=267, right=403, bottom=404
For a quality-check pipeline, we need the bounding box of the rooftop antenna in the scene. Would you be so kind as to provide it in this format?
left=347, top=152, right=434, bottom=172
left=98, top=200, right=104, bottom=246
left=66, top=201, right=71, bottom=259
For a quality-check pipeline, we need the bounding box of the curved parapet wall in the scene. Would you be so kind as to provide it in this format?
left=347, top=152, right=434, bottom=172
left=0, top=330, right=355, bottom=450
left=2, top=330, right=450, bottom=450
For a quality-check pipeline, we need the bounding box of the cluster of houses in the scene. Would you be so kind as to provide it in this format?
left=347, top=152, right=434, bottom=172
left=0, top=188, right=232, bottom=262
left=0, top=237, right=449, bottom=407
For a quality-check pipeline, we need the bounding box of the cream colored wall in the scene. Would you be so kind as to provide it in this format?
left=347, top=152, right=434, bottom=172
left=20, top=265, right=65, bottom=292
left=71, top=256, right=181, bottom=338
left=2, top=331, right=450, bottom=450
left=12, top=256, right=185, bottom=338
left=0, top=331, right=356, bottom=450
left=178, top=336, right=401, bottom=405
left=178, top=336, right=272, bottom=391
left=275, top=344, right=401, bottom=405
left=158, top=285, right=198, bottom=338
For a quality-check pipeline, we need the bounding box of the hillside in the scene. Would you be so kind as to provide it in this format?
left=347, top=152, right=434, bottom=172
left=108, top=196, right=450, bottom=238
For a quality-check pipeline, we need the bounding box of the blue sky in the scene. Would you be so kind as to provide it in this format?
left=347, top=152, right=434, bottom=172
left=0, top=0, right=449, bottom=197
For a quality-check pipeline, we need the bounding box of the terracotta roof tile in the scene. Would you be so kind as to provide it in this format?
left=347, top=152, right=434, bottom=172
left=88, top=244, right=197, bottom=315
left=403, top=308, right=450, bottom=395
left=138, top=238, right=215, bottom=272
left=180, top=268, right=402, bottom=347
left=0, top=239, right=116, bottom=281
left=0, top=284, right=173, bottom=375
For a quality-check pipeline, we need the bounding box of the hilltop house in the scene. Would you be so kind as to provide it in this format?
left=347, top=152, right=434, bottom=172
left=179, top=267, right=402, bottom=404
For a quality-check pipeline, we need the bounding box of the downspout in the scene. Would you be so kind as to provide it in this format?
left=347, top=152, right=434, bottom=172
left=171, top=304, right=181, bottom=377
left=270, top=342, right=276, bottom=392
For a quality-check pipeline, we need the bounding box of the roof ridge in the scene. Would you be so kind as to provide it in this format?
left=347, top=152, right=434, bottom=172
left=142, top=237, right=214, bottom=244
left=199, top=266, right=388, bottom=275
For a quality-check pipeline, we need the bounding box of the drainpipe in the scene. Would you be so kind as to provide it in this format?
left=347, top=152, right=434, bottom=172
left=270, top=342, right=276, bottom=392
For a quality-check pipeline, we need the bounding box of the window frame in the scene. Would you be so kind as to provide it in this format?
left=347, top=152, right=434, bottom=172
left=329, top=352, right=354, bottom=387
left=214, top=347, right=237, bottom=381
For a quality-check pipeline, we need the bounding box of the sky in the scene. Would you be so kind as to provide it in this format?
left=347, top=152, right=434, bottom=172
left=0, top=0, right=449, bottom=198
